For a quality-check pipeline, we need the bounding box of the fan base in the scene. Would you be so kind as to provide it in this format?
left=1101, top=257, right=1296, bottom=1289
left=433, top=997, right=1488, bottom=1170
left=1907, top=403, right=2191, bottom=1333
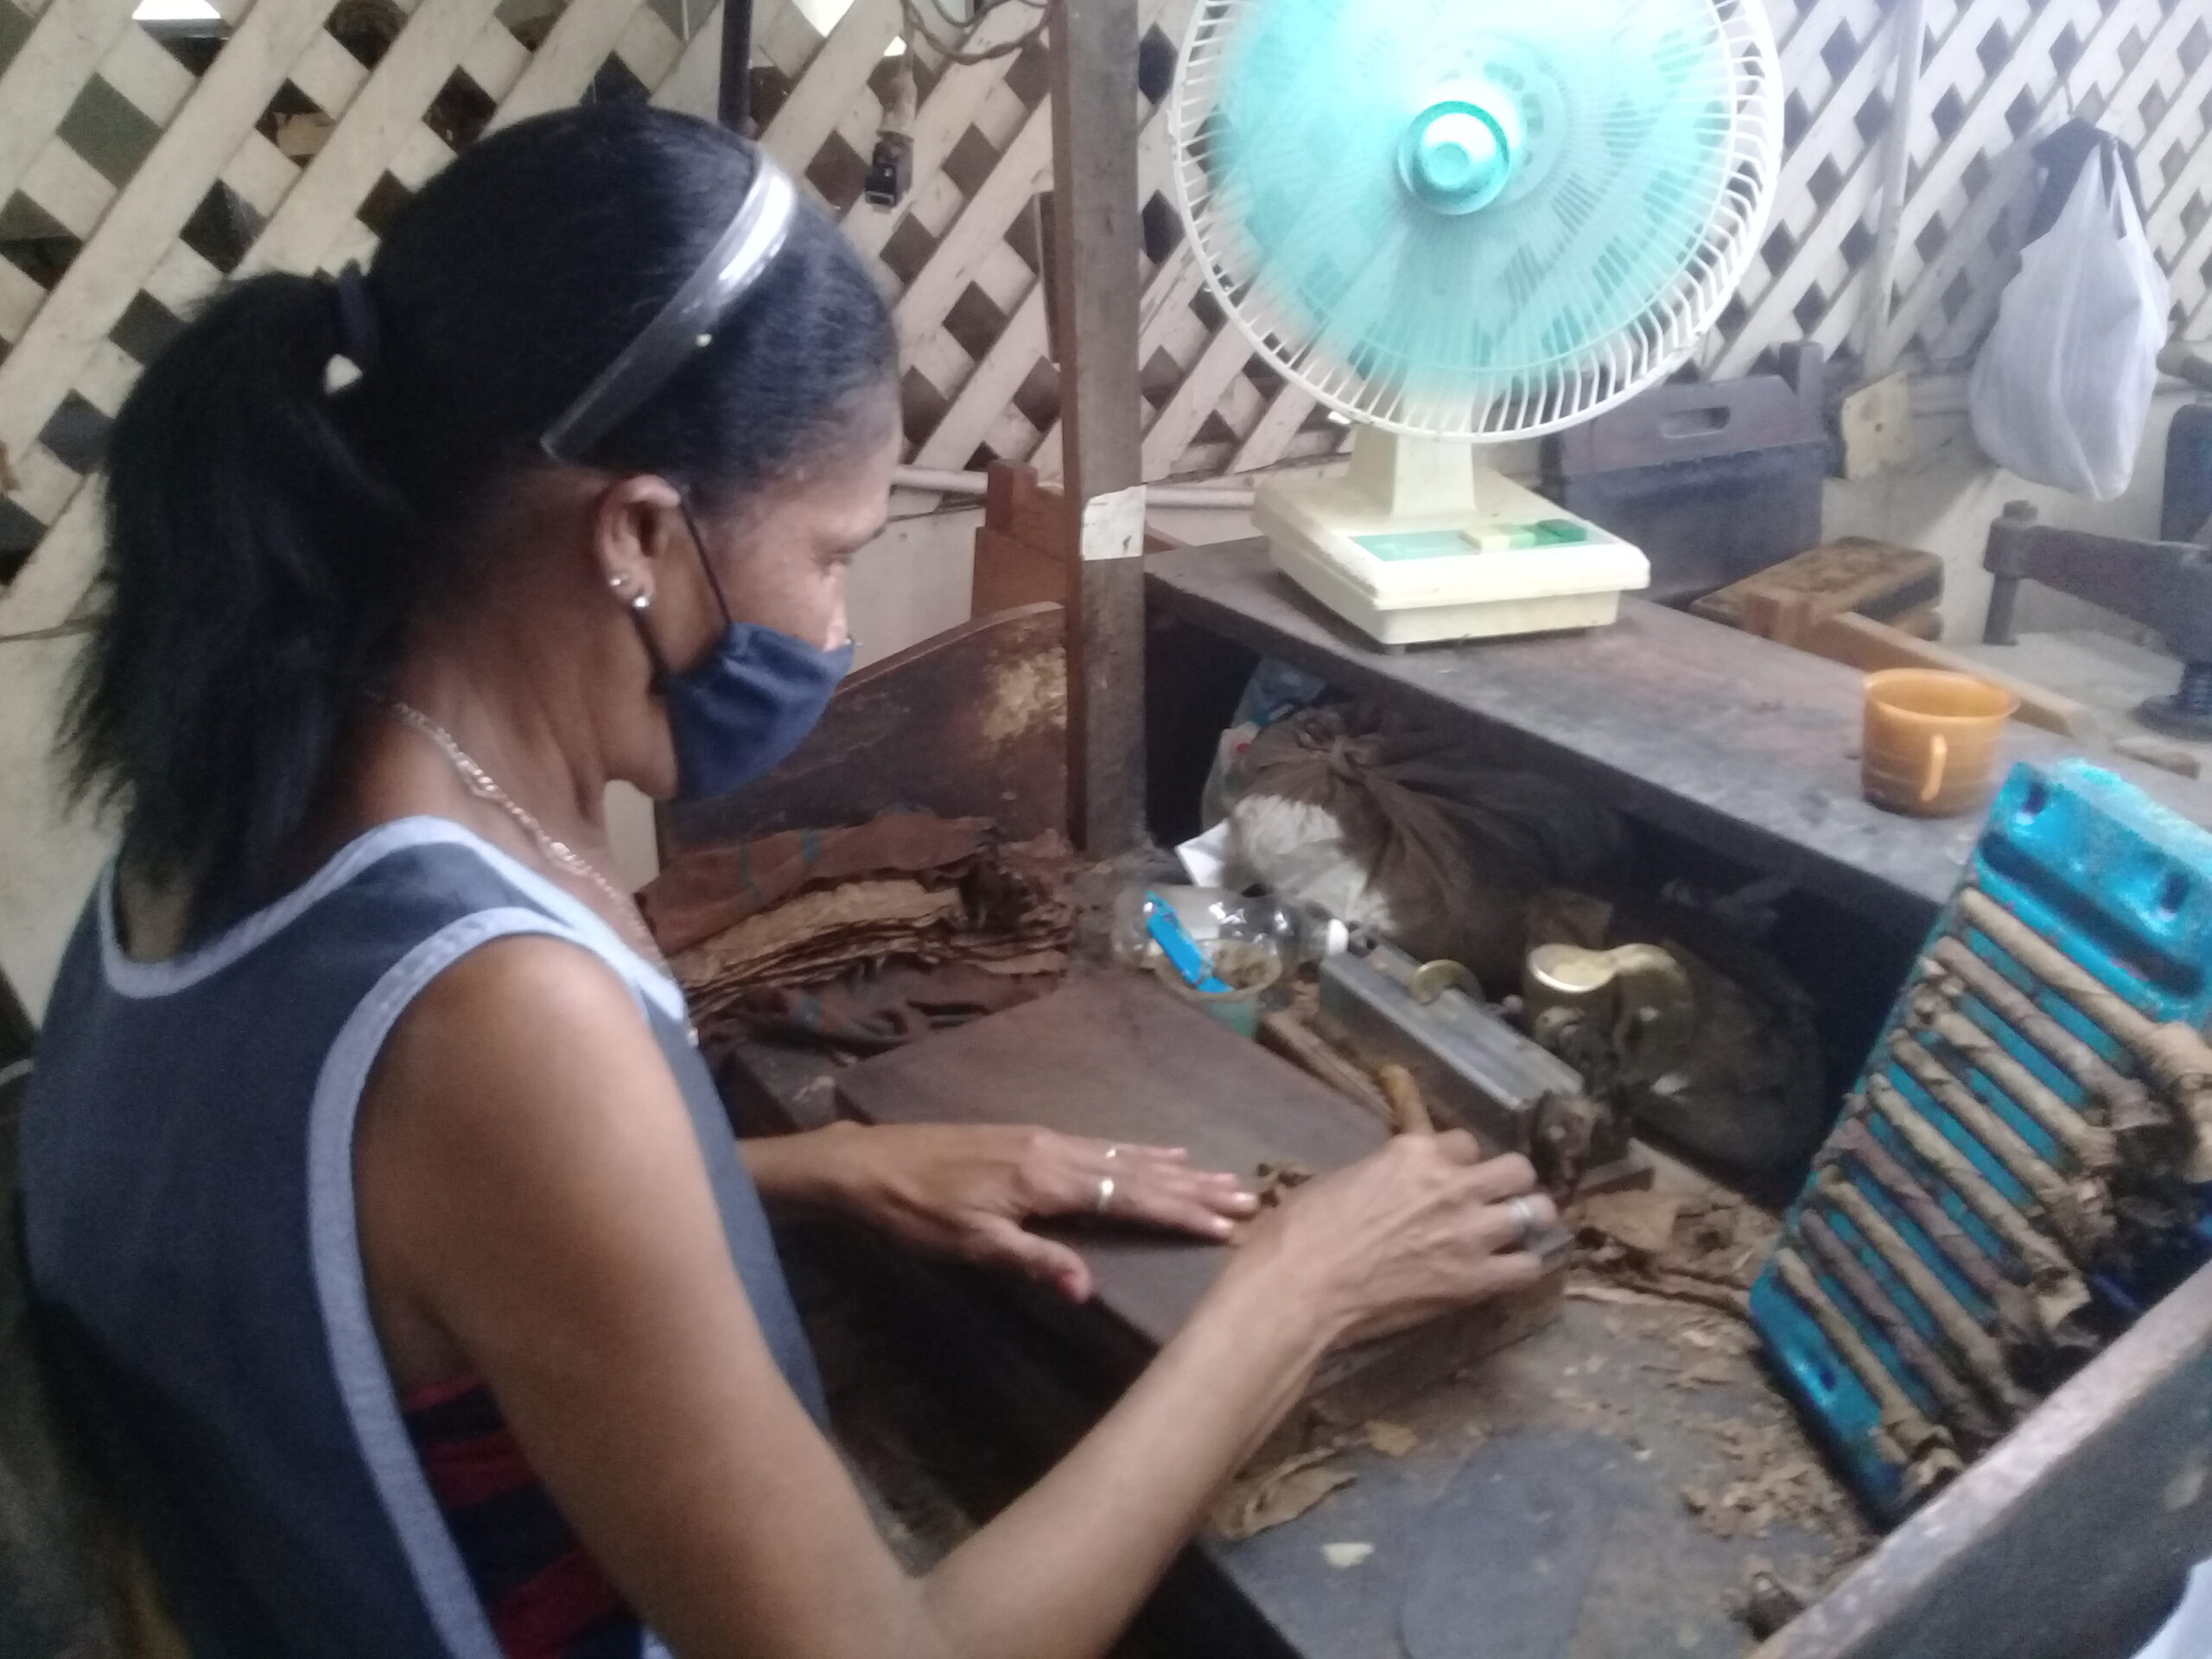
left=1255, top=448, right=1649, bottom=647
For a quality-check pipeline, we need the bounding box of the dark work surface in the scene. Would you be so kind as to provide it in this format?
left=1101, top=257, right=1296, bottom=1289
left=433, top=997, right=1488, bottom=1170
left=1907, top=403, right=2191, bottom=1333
left=834, top=974, right=1386, bottom=1351
left=731, top=1033, right=1861, bottom=1659
left=1147, top=541, right=2212, bottom=929
left=1194, top=1300, right=1861, bottom=1659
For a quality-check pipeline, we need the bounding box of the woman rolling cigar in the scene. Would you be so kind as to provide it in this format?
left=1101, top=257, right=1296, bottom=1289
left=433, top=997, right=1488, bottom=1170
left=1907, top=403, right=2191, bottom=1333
left=19, top=105, right=1554, bottom=1659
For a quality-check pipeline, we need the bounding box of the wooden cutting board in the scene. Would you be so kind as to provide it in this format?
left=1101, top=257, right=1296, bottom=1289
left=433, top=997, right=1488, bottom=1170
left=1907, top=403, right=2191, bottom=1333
left=836, top=972, right=1382, bottom=1345
left=835, top=971, right=1560, bottom=1433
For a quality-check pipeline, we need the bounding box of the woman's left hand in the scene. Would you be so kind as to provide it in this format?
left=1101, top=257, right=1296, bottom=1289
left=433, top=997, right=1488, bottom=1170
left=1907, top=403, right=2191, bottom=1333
left=823, top=1124, right=1258, bottom=1301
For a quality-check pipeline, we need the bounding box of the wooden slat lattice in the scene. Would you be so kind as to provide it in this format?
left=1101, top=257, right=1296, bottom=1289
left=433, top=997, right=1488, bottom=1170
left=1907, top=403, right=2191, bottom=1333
left=2, top=0, right=2210, bottom=633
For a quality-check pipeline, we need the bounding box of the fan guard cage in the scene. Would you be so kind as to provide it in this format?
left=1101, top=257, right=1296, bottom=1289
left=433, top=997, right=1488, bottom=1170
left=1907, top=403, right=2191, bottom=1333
left=1169, top=0, right=1783, bottom=442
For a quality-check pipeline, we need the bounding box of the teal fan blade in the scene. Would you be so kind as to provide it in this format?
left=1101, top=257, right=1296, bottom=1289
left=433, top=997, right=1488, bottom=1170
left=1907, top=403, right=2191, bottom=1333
left=1172, top=0, right=1781, bottom=440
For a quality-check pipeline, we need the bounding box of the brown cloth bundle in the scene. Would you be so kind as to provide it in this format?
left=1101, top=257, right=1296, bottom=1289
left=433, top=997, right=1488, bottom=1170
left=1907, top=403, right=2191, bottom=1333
left=642, top=814, right=1076, bottom=1042
left=1236, top=703, right=1625, bottom=983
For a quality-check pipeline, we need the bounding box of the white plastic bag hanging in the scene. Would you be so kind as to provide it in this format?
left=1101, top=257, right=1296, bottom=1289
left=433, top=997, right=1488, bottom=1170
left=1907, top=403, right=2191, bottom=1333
left=1969, top=139, right=2170, bottom=500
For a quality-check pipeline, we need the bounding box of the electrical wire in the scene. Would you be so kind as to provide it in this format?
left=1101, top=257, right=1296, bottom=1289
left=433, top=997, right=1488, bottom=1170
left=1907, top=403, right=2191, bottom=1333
left=0, top=618, right=95, bottom=645
left=899, top=0, right=1044, bottom=66
left=880, top=46, right=918, bottom=137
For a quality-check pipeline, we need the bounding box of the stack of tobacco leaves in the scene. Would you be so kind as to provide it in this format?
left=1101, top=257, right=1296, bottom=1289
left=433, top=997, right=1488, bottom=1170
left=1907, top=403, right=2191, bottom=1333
left=642, top=814, right=1077, bottom=1034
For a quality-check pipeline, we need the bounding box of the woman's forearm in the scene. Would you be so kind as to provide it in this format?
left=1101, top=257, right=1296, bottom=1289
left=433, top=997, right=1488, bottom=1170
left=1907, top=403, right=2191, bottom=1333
left=919, top=1243, right=1338, bottom=1659
left=741, top=1120, right=1534, bottom=1659
left=738, top=1121, right=868, bottom=1216
left=745, top=1121, right=1342, bottom=1658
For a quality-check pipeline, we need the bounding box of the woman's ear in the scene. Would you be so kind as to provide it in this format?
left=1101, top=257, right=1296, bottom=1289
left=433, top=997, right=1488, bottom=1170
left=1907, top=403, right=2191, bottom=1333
left=588, top=473, right=688, bottom=597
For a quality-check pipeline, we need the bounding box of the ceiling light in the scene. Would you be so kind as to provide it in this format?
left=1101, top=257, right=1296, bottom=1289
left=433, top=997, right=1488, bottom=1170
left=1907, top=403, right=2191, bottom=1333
left=132, top=0, right=221, bottom=22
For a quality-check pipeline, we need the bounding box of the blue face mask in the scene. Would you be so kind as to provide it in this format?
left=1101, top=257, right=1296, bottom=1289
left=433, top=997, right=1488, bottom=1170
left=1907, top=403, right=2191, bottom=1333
left=640, top=502, right=853, bottom=803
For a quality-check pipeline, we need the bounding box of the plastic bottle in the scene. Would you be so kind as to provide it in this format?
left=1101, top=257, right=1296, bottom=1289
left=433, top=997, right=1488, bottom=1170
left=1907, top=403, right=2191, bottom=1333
left=1111, top=884, right=1351, bottom=992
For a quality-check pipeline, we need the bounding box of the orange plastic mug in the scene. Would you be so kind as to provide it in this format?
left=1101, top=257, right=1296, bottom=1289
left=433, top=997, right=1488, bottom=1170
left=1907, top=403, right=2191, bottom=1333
left=1861, top=669, right=2019, bottom=817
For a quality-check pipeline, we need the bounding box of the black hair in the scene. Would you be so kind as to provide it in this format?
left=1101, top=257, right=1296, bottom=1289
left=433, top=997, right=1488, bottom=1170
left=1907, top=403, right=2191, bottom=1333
left=67, top=104, right=897, bottom=937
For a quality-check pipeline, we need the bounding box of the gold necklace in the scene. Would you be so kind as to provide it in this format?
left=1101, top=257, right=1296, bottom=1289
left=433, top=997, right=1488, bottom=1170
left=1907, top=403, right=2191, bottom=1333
left=383, top=699, right=664, bottom=964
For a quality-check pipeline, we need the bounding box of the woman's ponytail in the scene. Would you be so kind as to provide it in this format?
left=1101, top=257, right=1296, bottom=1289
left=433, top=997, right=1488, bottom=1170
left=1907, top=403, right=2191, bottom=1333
left=64, top=105, right=893, bottom=941
left=66, top=271, right=411, bottom=931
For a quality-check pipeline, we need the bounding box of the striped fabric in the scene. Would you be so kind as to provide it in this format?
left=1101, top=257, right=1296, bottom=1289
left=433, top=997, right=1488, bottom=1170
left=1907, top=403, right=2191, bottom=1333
left=403, top=1373, right=641, bottom=1659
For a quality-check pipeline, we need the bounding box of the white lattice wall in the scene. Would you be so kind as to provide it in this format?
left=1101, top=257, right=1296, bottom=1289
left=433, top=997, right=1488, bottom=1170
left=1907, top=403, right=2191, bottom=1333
left=1726, top=0, right=2212, bottom=382
left=0, top=0, right=2209, bottom=642
left=0, top=0, right=910, bottom=635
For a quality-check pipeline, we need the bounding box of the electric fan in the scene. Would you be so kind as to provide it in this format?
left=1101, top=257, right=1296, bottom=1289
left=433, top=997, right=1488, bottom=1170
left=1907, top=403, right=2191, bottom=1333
left=1170, top=0, right=1781, bottom=645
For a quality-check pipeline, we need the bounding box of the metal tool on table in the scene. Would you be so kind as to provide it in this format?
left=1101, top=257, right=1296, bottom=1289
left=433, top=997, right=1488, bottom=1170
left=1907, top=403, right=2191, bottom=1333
left=1751, top=760, right=2212, bottom=1522
left=1982, top=500, right=2212, bottom=740
left=1522, top=941, right=1697, bottom=1102
left=2159, top=340, right=2212, bottom=551
left=1315, top=937, right=1681, bottom=1196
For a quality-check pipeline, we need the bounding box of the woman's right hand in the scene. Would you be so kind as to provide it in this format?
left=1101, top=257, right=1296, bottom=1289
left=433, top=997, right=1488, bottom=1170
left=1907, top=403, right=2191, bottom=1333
left=1232, top=1132, right=1557, bottom=1349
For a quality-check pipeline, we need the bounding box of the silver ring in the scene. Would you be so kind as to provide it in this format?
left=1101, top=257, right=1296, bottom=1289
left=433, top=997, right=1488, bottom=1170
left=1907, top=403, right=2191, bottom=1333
left=1094, top=1175, right=1116, bottom=1215
left=1506, top=1195, right=1542, bottom=1249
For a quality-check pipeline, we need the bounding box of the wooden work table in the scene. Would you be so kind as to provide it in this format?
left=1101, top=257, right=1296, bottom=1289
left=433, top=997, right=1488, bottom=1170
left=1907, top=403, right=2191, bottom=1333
left=730, top=1027, right=2212, bottom=1659
left=690, top=575, right=2212, bottom=1658
left=1146, top=540, right=2212, bottom=931
left=721, top=1035, right=1859, bottom=1659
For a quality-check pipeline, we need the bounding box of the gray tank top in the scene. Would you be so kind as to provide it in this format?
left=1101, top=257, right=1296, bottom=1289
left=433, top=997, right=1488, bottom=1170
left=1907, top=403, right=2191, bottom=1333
left=21, top=817, right=822, bottom=1657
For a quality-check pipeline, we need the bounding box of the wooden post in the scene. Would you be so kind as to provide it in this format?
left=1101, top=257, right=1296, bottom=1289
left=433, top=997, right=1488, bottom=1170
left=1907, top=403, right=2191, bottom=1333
left=1047, top=0, right=1147, bottom=855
